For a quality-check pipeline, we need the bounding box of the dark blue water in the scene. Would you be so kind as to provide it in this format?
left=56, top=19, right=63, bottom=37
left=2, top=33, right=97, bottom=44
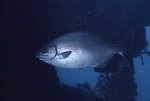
left=2, top=0, right=150, bottom=101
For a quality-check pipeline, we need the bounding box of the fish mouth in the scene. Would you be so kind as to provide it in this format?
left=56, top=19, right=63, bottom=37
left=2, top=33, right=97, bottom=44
left=36, top=54, right=52, bottom=61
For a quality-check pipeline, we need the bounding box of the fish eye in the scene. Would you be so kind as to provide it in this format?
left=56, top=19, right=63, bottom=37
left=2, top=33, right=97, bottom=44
left=40, top=47, right=49, bottom=53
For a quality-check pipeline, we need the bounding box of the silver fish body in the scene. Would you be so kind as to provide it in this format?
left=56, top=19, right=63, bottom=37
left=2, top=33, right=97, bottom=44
left=36, top=32, right=122, bottom=68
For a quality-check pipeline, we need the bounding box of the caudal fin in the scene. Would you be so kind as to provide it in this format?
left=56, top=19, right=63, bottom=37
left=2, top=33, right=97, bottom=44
left=119, top=52, right=134, bottom=69
left=119, top=30, right=134, bottom=69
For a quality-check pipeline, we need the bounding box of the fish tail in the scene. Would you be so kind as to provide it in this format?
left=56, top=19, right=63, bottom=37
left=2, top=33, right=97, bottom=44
left=119, top=30, right=134, bottom=69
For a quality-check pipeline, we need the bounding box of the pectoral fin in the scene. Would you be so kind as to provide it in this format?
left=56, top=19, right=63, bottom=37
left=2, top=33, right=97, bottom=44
left=57, top=51, right=72, bottom=59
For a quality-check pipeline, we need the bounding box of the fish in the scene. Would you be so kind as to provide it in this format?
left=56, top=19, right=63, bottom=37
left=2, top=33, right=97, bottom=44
left=35, top=32, right=131, bottom=69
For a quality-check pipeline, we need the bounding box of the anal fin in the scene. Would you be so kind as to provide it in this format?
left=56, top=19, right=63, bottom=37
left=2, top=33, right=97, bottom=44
left=94, top=55, right=113, bottom=69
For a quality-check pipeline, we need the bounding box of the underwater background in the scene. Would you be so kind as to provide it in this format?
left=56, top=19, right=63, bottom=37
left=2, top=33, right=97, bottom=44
left=2, top=0, right=150, bottom=101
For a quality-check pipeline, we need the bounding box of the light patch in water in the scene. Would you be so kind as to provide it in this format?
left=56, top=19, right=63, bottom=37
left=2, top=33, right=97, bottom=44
left=55, top=67, right=99, bottom=88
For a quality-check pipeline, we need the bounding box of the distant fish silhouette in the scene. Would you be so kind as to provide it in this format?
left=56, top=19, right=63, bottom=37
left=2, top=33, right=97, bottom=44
left=36, top=32, right=132, bottom=69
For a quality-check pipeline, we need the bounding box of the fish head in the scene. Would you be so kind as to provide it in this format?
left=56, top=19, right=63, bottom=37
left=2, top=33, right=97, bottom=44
left=35, top=40, right=73, bottom=67
left=35, top=42, right=57, bottom=63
